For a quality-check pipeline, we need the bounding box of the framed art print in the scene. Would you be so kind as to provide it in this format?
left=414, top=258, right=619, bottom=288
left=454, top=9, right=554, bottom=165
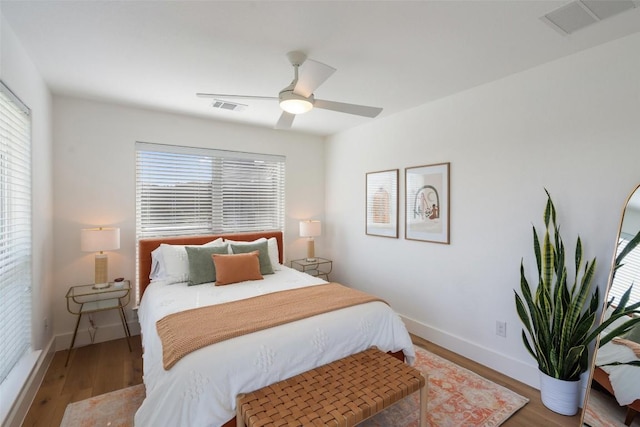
left=366, top=169, right=399, bottom=238
left=405, top=162, right=450, bottom=244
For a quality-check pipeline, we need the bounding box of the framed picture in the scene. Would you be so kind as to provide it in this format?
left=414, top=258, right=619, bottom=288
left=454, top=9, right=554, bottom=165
left=405, top=162, right=450, bottom=244
left=365, top=169, right=399, bottom=238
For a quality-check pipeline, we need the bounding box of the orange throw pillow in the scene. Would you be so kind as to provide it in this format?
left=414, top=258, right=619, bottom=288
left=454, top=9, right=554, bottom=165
left=212, top=251, right=263, bottom=286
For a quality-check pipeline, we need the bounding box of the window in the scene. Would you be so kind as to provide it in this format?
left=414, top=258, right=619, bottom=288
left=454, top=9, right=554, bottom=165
left=0, top=81, right=32, bottom=385
left=135, top=142, right=285, bottom=294
left=608, top=232, right=640, bottom=307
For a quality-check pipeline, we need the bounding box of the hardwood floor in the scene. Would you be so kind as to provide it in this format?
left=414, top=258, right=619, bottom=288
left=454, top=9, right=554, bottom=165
left=22, top=334, right=581, bottom=426
left=21, top=336, right=143, bottom=427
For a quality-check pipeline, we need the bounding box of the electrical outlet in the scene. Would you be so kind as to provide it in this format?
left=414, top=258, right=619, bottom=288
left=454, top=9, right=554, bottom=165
left=44, top=318, right=48, bottom=330
left=496, top=321, right=507, bottom=338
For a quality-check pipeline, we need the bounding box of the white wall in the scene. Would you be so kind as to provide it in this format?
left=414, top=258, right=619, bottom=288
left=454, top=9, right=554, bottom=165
left=325, top=32, right=640, bottom=389
left=0, top=12, right=54, bottom=427
left=51, top=97, right=325, bottom=348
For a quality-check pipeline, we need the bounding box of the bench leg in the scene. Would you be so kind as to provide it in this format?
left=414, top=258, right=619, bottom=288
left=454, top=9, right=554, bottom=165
left=236, top=394, right=244, bottom=427
left=419, top=373, right=429, bottom=427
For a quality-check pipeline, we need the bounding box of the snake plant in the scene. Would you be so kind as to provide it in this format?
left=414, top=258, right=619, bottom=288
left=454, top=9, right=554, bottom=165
left=598, top=228, right=640, bottom=348
left=514, top=191, right=640, bottom=381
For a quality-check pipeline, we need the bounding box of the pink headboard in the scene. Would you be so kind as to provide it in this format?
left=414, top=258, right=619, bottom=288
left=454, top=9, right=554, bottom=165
left=138, top=231, right=284, bottom=298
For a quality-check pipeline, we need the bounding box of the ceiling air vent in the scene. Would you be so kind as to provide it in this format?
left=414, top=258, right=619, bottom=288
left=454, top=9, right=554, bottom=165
left=541, top=0, right=638, bottom=35
left=211, top=100, right=247, bottom=112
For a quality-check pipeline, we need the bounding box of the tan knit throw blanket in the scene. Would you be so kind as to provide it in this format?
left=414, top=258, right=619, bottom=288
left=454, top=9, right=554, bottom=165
left=156, top=283, right=386, bottom=370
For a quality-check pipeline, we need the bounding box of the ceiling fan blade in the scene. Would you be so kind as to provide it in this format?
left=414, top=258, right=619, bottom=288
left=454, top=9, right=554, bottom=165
left=196, top=93, right=277, bottom=101
left=314, top=99, right=383, bottom=118
left=275, top=111, right=295, bottom=129
left=293, top=59, right=336, bottom=98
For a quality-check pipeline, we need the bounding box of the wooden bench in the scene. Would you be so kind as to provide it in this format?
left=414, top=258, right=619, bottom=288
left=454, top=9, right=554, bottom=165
left=236, top=347, right=428, bottom=427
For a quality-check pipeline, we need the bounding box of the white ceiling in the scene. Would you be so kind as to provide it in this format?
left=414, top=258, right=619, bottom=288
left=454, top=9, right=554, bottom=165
left=2, top=0, right=640, bottom=136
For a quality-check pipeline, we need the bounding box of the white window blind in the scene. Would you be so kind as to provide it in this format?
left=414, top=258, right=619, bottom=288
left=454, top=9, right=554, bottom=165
left=608, top=233, right=640, bottom=307
left=135, top=142, right=285, bottom=296
left=136, top=142, right=285, bottom=237
left=0, top=82, right=32, bottom=384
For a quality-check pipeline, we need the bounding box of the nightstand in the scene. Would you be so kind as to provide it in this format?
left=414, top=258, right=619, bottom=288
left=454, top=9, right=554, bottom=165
left=65, top=280, right=132, bottom=366
left=290, top=257, right=333, bottom=281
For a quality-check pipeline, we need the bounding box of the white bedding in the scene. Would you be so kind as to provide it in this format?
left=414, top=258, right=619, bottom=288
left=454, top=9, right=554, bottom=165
left=135, top=266, right=415, bottom=427
left=596, top=341, right=640, bottom=406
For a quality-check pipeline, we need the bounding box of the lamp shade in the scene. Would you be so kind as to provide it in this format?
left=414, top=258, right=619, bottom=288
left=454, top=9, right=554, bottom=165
left=299, top=220, right=321, bottom=238
left=81, top=227, right=120, bottom=252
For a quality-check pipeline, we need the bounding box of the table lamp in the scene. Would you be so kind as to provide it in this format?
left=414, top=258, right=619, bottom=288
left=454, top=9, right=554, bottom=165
left=299, top=220, right=321, bottom=262
left=81, top=227, right=120, bottom=288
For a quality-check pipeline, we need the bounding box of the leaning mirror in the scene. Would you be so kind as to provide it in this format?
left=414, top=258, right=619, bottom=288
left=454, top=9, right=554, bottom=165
left=582, top=184, right=640, bottom=426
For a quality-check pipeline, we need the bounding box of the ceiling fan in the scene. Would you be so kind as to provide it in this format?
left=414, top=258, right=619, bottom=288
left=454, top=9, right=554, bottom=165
left=196, top=51, right=383, bottom=130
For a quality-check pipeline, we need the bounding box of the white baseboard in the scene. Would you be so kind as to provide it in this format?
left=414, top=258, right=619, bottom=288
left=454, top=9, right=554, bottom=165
left=3, top=337, right=55, bottom=427
left=401, top=314, right=541, bottom=390
left=55, top=320, right=141, bottom=352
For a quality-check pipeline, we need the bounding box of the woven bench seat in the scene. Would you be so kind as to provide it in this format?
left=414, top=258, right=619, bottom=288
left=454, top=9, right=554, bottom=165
left=236, top=347, right=428, bottom=427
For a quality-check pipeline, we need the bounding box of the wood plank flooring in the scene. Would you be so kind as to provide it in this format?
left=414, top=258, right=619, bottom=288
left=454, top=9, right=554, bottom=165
left=22, top=334, right=581, bottom=426
left=22, top=337, right=143, bottom=427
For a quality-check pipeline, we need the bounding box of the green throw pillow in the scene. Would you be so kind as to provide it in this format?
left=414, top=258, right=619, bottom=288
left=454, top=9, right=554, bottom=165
left=185, top=245, right=229, bottom=286
left=230, top=241, right=274, bottom=275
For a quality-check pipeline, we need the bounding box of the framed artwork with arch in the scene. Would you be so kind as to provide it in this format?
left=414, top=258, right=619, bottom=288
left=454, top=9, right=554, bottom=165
left=405, top=162, right=450, bottom=244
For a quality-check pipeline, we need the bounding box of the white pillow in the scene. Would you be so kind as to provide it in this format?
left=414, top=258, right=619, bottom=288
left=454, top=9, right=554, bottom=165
left=158, top=238, right=224, bottom=284
left=267, top=237, right=281, bottom=271
left=149, top=247, right=165, bottom=280
left=224, top=237, right=281, bottom=271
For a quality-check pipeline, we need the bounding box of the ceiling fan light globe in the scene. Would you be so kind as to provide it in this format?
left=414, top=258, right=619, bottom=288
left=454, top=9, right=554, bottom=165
left=279, top=90, right=314, bottom=115
left=280, top=98, right=313, bottom=115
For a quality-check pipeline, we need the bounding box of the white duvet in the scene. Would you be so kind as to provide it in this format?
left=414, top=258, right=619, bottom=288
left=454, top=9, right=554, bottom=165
left=596, top=341, right=640, bottom=406
left=135, top=266, right=415, bottom=427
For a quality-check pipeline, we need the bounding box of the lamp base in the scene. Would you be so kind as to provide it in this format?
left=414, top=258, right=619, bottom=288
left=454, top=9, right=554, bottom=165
left=305, top=258, right=317, bottom=262
left=95, top=253, right=108, bottom=286
left=306, top=238, right=316, bottom=262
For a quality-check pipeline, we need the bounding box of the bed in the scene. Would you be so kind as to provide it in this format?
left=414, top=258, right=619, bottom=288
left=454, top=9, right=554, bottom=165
left=134, top=231, right=415, bottom=427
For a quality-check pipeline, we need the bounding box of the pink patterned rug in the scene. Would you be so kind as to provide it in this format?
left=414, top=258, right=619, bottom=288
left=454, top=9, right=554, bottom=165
left=582, top=388, right=640, bottom=427
left=60, top=383, right=145, bottom=427
left=60, top=346, right=528, bottom=427
left=362, top=346, right=528, bottom=426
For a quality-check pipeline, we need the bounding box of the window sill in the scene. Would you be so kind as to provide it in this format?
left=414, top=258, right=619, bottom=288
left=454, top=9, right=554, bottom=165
left=0, top=349, right=41, bottom=426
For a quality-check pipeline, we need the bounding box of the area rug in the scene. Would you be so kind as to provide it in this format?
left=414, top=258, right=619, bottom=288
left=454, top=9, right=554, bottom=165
left=582, top=388, right=640, bottom=427
left=60, top=383, right=145, bottom=427
left=60, top=346, right=528, bottom=427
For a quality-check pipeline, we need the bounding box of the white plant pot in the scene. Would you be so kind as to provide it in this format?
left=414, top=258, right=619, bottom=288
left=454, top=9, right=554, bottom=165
left=539, top=371, right=581, bottom=416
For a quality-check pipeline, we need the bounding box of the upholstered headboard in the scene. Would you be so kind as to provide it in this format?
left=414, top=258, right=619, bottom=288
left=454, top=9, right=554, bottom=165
left=138, top=231, right=284, bottom=299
